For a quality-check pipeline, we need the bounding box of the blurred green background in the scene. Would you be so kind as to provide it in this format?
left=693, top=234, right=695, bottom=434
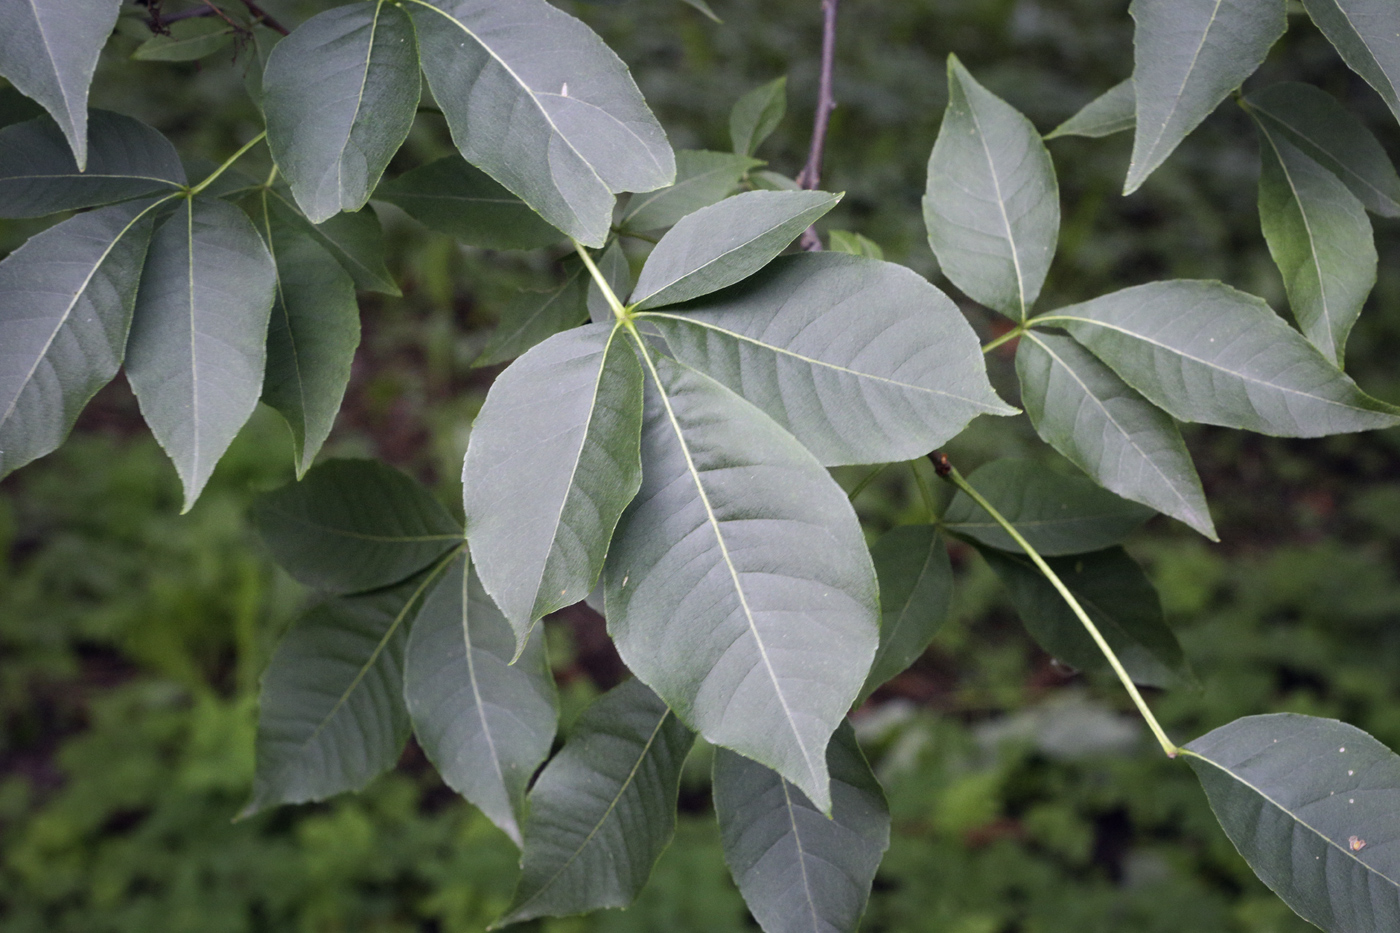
left=3, top=0, right=1400, bottom=930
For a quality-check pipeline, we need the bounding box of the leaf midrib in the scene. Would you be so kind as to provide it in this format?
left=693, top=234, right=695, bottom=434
left=1034, top=312, right=1388, bottom=417
left=1133, top=0, right=1227, bottom=171
left=958, top=72, right=1028, bottom=318
left=640, top=311, right=1004, bottom=409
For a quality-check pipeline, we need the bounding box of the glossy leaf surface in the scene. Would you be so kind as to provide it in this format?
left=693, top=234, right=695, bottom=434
left=1185, top=713, right=1400, bottom=932
left=267, top=192, right=399, bottom=295
left=945, top=458, right=1153, bottom=556
left=621, top=149, right=762, bottom=233
left=498, top=679, right=694, bottom=925
left=257, top=198, right=362, bottom=475
left=125, top=197, right=277, bottom=510
left=1046, top=280, right=1400, bottom=436
left=404, top=554, right=556, bottom=847
left=1301, top=0, right=1400, bottom=125
left=1256, top=126, right=1375, bottom=367
left=246, top=577, right=424, bottom=815
left=1125, top=0, right=1286, bottom=194
left=1017, top=331, right=1214, bottom=538
left=924, top=56, right=1059, bottom=321
left=253, top=459, right=462, bottom=594
left=1046, top=79, right=1134, bottom=139
left=265, top=1, right=420, bottom=223
left=713, top=721, right=890, bottom=933
left=604, top=352, right=878, bottom=810
left=641, top=252, right=1014, bottom=466
left=860, top=525, right=953, bottom=702
left=0, top=0, right=121, bottom=169
left=0, top=111, right=185, bottom=218
left=0, top=200, right=154, bottom=479
left=464, top=324, right=644, bottom=645
left=630, top=189, right=839, bottom=310
left=476, top=267, right=588, bottom=367
left=375, top=156, right=564, bottom=251
left=407, top=0, right=674, bottom=247
left=1246, top=82, right=1400, bottom=217
left=730, top=76, right=787, bottom=156
left=978, top=545, right=1188, bottom=688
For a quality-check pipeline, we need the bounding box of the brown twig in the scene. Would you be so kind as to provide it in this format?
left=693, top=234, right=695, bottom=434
left=796, top=0, right=838, bottom=251
left=239, top=0, right=290, bottom=36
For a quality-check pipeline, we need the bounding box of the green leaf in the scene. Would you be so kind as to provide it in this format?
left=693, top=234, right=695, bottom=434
left=0, top=0, right=122, bottom=169
left=125, top=197, right=277, bottom=510
left=750, top=169, right=801, bottom=191
left=730, top=76, right=786, bottom=157
left=630, top=189, right=840, bottom=310
left=1016, top=331, right=1215, bottom=539
left=1246, top=82, right=1400, bottom=218
left=1046, top=78, right=1135, bottom=139
left=679, top=0, right=722, bottom=23
left=245, top=575, right=428, bottom=816
left=714, top=721, right=890, bottom=933
left=1184, top=713, right=1400, bottom=932
left=587, top=239, right=632, bottom=325
left=1125, top=0, right=1287, bottom=194
left=1255, top=122, right=1376, bottom=367
left=464, top=324, right=644, bottom=646
left=132, top=18, right=235, bottom=62
left=497, top=678, right=695, bottom=925
left=256, top=195, right=362, bottom=476
left=406, top=0, right=675, bottom=247
left=0, top=111, right=185, bottom=218
left=603, top=351, right=878, bottom=811
left=0, top=200, right=156, bottom=480
left=253, top=458, right=462, bottom=594
left=475, top=267, right=588, bottom=367
left=621, top=149, right=763, bottom=233
left=943, top=459, right=1154, bottom=556
left=923, top=55, right=1059, bottom=321
left=0, top=86, right=44, bottom=130
left=264, top=1, right=420, bottom=224
left=977, top=545, right=1189, bottom=689
left=639, top=252, right=1015, bottom=466
left=859, top=525, right=953, bottom=702
left=267, top=190, right=399, bottom=295
left=826, top=229, right=884, bottom=260
left=404, top=553, right=557, bottom=847
left=375, top=156, right=564, bottom=251
left=1301, top=0, right=1400, bottom=125
left=1042, top=280, right=1400, bottom=437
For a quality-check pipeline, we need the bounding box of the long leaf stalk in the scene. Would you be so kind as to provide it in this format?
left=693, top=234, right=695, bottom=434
left=937, top=459, right=1180, bottom=757
left=572, top=238, right=630, bottom=323
left=189, top=130, right=268, bottom=196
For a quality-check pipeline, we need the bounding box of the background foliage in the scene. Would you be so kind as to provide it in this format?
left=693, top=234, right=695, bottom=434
left=3, top=0, right=1400, bottom=930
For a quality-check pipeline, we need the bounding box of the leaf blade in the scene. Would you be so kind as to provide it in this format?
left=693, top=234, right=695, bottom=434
left=859, top=525, right=953, bottom=702
left=630, top=189, right=840, bottom=310
left=497, top=679, right=695, bottom=925
left=943, top=458, right=1154, bottom=556
left=464, top=323, right=645, bottom=645
left=0, top=200, right=156, bottom=479
left=475, top=267, right=588, bottom=367
left=375, top=156, right=565, bottom=251
left=1301, top=0, right=1400, bottom=125
left=621, top=149, right=762, bottom=233
left=1044, top=280, right=1400, bottom=437
left=1184, top=713, right=1400, bottom=932
left=0, top=111, right=186, bottom=218
left=265, top=1, right=421, bottom=223
left=125, top=197, right=278, bottom=510
left=604, top=352, right=879, bottom=810
left=1255, top=122, right=1376, bottom=367
left=713, top=721, right=890, bottom=933
left=1017, top=331, right=1215, bottom=539
left=0, top=0, right=122, bottom=169
left=1046, top=78, right=1135, bottom=140
left=407, top=0, right=675, bottom=247
left=730, top=76, right=787, bottom=157
left=640, top=252, right=1015, bottom=466
left=404, top=553, right=557, bottom=846
left=1125, top=0, right=1287, bottom=194
left=924, top=55, right=1059, bottom=320
left=268, top=191, right=399, bottom=295
left=252, top=458, right=462, bottom=594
